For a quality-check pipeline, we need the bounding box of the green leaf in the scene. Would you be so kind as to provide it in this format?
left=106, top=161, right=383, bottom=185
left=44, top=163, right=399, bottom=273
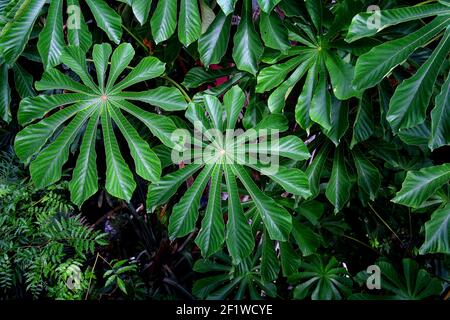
left=295, top=61, right=317, bottom=131
left=30, top=107, right=95, bottom=189
left=35, top=68, right=93, bottom=94
left=117, top=87, right=187, bottom=111
left=345, top=3, right=449, bottom=42
left=60, top=46, right=98, bottom=92
left=178, top=0, right=202, bottom=46
left=150, top=0, right=177, bottom=44
left=429, top=73, right=450, bottom=150
left=0, top=64, right=11, bottom=122
left=280, top=241, right=301, bottom=277
left=0, top=0, right=46, bottom=65
left=326, top=146, right=351, bottom=213
left=169, top=165, right=215, bottom=239
left=304, top=0, right=322, bottom=31
left=257, top=0, right=281, bottom=13
left=232, top=0, right=263, bottom=75
left=310, top=64, right=332, bottom=131
left=232, top=164, right=292, bottom=241
left=259, top=11, right=289, bottom=52
left=224, top=165, right=254, bottom=264
left=37, top=0, right=64, bottom=69
left=324, top=99, right=348, bottom=146
left=392, top=163, right=450, bottom=208
left=12, top=63, right=35, bottom=98
left=119, top=0, right=152, bottom=25
left=353, top=16, right=450, bottom=90
left=106, top=43, right=135, bottom=91
left=352, top=150, right=381, bottom=201
left=387, top=27, right=450, bottom=132
left=306, top=144, right=330, bottom=198
left=69, top=109, right=100, bottom=206
left=420, top=204, right=450, bottom=254
left=223, top=85, right=245, bottom=130
left=195, top=164, right=225, bottom=257
left=101, top=106, right=136, bottom=201
left=67, top=0, right=93, bottom=52
left=291, top=220, right=321, bottom=256
left=217, top=0, right=238, bottom=15
left=109, top=103, right=161, bottom=183
left=198, top=12, right=232, bottom=67
left=147, top=163, right=203, bottom=211
left=351, top=94, right=373, bottom=149
left=325, top=51, right=360, bottom=100
left=86, top=0, right=122, bottom=44
left=261, top=233, right=279, bottom=282
left=92, top=43, right=112, bottom=91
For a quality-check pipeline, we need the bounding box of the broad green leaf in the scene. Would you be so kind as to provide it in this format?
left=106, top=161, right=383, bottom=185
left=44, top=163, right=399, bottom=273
left=35, top=68, right=93, bottom=94
left=291, top=220, right=321, bottom=256
left=30, top=107, right=95, bottom=189
left=183, top=67, right=233, bottom=89
left=18, top=93, right=91, bottom=125
left=325, top=51, right=360, bottom=100
left=232, top=164, right=292, bottom=241
left=387, top=27, right=450, bottom=132
left=15, top=101, right=93, bottom=163
left=247, top=135, right=310, bottom=161
left=249, top=164, right=311, bottom=198
left=217, top=0, right=237, bottom=15
left=259, top=11, right=290, bottom=52
left=324, top=99, right=348, bottom=146
left=116, top=100, right=178, bottom=148
left=12, top=63, right=35, bottom=98
left=310, top=64, right=332, bottom=131
left=69, top=109, right=100, bottom=206
left=111, top=56, right=166, bottom=92
left=223, top=85, right=245, bottom=130
left=326, top=146, right=351, bottom=213
left=256, top=55, right=305, bottom=93
left=92, top=43, right=112, bottom=91
left=353, top=16, right=450, bottom=90
left=60, top=46, right=98, bottom=92
left=198, top=12, right=232, bottom=66
left=204, top=95, right=224, bottom=131
left=150, top=0, right=177, bottom=44
left=37, top=0, right=64, bottom=69
left=268, top=57, right=312, bottom=113
left=179, top=0, right=202, bottom=46
left=101, top=106, right=136, bottom=201
left=398, top=123, right=431, bottom=146
left=117, top=87, right=187, bottom=111
left=67, top=0, right=93, bottom=52
left=261, top=233, right=279, bottom=282
left=280, top=241, right=301, bottom=277
left=106, top=43, right=135, bottom=90
left=119, top=0, right=152, bottom=25
left=295, top=61, right=317, bottom=130
left=429, top=74, right=450, bottom=150
left=195, top=164, right=225, bottom=257
left=169, top=165, right=215, bottom=239
left=224, top=165, right=254, bottom=264
left=346, top=3, right=449, bottom=42
left=0, top=64, right=11, bottom=122
left=392, top=163, right=450, bottom=208
left=306, top=144, right=330, bottom=198
left=86, top=0, right=122, bottom=44
left=351, top=94, right=373, bottom=149
left=147, top=163, right=203, bottom=211
left=0, top=0, right=46, bottom=65
left=257, top=0, right=281, bottom=13
left=352, top=150, right=380, bottom=201
left=232, top=0, right=263, bottom=75
left=305, top=0, right=322, bottom=31
left=420, top=204, right=450, bottom=254
left=109, top=103, right=161, bottom=183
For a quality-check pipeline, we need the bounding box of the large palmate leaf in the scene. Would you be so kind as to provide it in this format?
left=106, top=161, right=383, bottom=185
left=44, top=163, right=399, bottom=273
left=392, top=163, right=450, bottom=208
left=15, top=43, right=187, bottom=206
left=288, top=255, right=353, bottom=300
left=256, top=5, right=362, bottom=130
left=192, top=250, right=277, bottom=300
left=420, top=204, right=450, bottom=255
left=147, top=85, right=311, bottom=261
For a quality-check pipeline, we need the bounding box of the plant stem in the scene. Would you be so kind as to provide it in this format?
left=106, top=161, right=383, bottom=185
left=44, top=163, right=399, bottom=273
left=122, top=24, right=151, bottom=54
left=163, top=75, right=192, bottom=102
left=85, top=252, right=100, bottom=300
left=368, top=202, right=403, bottom=244
left=342, top=234, right=379, bottom=254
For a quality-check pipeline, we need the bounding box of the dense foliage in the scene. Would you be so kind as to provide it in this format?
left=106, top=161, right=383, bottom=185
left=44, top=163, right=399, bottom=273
left=0, top=0, right=449, bottom=300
